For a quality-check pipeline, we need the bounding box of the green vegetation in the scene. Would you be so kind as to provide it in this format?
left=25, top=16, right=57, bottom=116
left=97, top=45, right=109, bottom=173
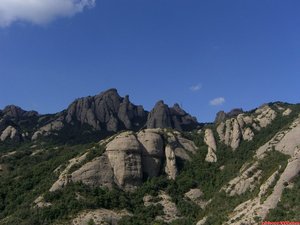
left=266, top=175, right=300, bottom=221
left=0, top=103, right=299, bottom=225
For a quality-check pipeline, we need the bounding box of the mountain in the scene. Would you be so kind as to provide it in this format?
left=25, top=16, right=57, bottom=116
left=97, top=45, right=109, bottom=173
left=0, top=90, right=299, bottom=225
left=0, top=89, right=200, bottom=144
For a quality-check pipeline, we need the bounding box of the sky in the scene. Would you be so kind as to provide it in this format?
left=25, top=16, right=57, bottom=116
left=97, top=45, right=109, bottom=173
left=0, top=0, right=300, bottom=122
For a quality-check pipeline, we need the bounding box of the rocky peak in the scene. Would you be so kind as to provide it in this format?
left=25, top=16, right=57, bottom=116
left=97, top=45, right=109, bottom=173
left=65, top=88, right=147, bottom=132
left=147, top=101, right=199, bottom=131
left=3, top=105, right=25, bottom=119
left=214, top=108, right=243, bottom=124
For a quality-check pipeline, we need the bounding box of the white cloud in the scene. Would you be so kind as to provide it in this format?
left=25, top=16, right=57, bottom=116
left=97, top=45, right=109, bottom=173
left=190, top=84, right=202, bottom=92
left=210, top=97, right=225, bottom=106
left=0, top=0, right=96, bottom=27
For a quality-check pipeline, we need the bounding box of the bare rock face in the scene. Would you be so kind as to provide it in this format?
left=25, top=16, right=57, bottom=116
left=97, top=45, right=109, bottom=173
left=106, top=131, right=143, bottom=190
left=231, top=119, right=241, bottom=149
left=204, top=129, right=217, bottom=162
left=50, top=129, right=198, bottom=192
left=31, top=121, right=64, bottom=140
left=65, top=89, right=147, bottom=132
left=71, top=154, right=114, bottom=189
left=214, top=108, right=243, bottom=124
left=216, top=105, right=276, bottom=150
left=0, top=126, right=20, bottom=142
left=165, top=145, right=178, bottom=180
left=222, top=162, right=262, bottom=196
left=147, top=101, right=199, bottom=131
left=282, top=108, right=292, bottom=116
left=255, top=105, right=277, bottom=128
left=137, top=129, right=164, bottom=178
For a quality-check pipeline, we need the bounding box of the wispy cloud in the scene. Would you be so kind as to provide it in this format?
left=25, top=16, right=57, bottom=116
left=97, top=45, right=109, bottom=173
left=210, top=97, right=225, bottom=106
left=0, top=0, right=96, bottom=27
left=189, top=84, right=202, bottom=92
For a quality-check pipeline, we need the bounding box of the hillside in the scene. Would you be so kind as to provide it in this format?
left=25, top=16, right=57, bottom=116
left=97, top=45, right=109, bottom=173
left=0, top=89, right=299, bottom=225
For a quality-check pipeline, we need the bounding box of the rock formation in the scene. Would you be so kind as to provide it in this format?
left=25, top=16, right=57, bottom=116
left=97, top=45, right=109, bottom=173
left=147, top=101, right=199, bottom=131
left=214, top=108, right=243, bottom=124
left=204, top=129, right=217, bottom=162
left=50, top=128, right=198, bottom=192
left=0, top=125, right=20, bottom=142
left=216, top=105, right=276, bottom=150
left=65, top=89, right=147, bottom=132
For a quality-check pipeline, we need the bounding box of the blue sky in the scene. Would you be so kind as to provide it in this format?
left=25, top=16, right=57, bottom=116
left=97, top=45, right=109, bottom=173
left=0, top=0, right=300, bottom=122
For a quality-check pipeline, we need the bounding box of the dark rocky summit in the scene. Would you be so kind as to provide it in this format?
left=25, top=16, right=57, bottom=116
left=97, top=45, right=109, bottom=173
left=147, top=101, right=199, bottom=131
left=65, top=89, right=147, bottom=132
left=214, top=108, right=244, bottom=124
left=0, top=89, right=200, bottom=142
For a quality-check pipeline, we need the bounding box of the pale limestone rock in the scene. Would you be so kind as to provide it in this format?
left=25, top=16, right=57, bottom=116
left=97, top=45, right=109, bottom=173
left=224, top=119, right=232, bottom=146
left=137, top=129, right=164, bottom=177
left=165, top=145, right=177, bottom=180
left=0, top=126, right=19, bottom=141
left=216, top=122, right=225, bottom=142
left=275, top=121, right=300, bottom=156
left=71, top=154, right=114, bottom=189
left=231, top=119, right=241, bottom=150
left=242, top=127, right=254, bottom=141
left=50, top=152, right=88, bottom=192
left=255, top=106, right=276, bottom=128
left=223, top=162, right=262, bottom=196
left=106, top=131, right=143, bottom=190
left=177, top=135, right=198, bottom=154
left=72, top=209, right=130, bottom=225
left=204, top=129, right=217, bottom=162
left=282, top=108, right=292, bottom=116
left=237, top=114, right=245, bottom=128
left=32, top=121, right=64, bottom=140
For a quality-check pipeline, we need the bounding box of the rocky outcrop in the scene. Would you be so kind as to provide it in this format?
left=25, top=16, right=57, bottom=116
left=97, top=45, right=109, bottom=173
left=50, top=129, right=198, bottom=192
left=255, top=105, right=277, bottom=128
left=31, top=121, right=64, bottom=140
left=65, top=89, right=147, bottom=132
left=204, top=129, right=217, bottom=162
left=137, top=129, right=164, bottom=177
left=282, top=108, right=292, bottom=116
left=106, top=131, right=143, bottom=190
left=222, top=114, right=300, bottom=224
left=147, top=101, right=199, bottom=131
left=164, top=145, right=178, bottom=179
left=72, top=209, right=130, bottom=225
left=71, top=154, right=115, bottom=189
left=222, top=162, right=262, bottom=196
left=214, top=108, right=243, bottom=124
left=0, top=126, right=20, bottom=142
left=216, top=105, right=277, bottom=150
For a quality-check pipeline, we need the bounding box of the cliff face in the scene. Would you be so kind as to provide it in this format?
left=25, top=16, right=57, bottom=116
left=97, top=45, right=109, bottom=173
left=50, top=128, right=198, bottom=192
left=147, top=101, right=199, bottom=131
